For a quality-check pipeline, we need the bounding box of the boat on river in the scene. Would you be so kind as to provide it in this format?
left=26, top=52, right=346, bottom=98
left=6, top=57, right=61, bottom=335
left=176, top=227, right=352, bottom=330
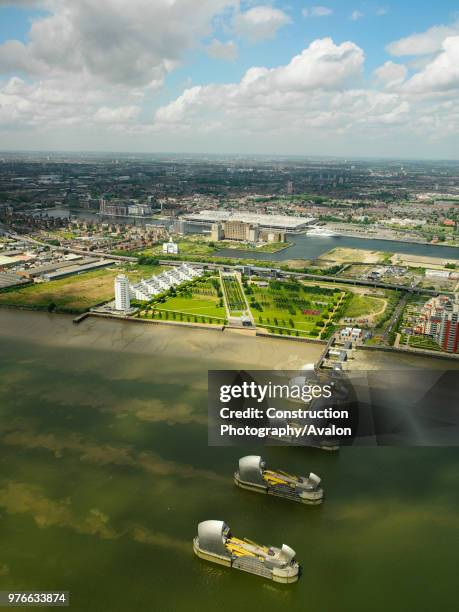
left=306, top=227, right=337, bottom=237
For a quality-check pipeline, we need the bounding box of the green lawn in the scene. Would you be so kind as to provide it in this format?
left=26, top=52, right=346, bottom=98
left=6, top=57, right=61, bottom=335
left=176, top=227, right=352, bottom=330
left=142, top=239, right=216, bottom=258
left=138, top=275, right=226, bottom=324
left=344, top=294, right=386, bottom=318
left=128, top=236, right=293, bottom=262
left=153, top=295, right=225, bottom=318
left=0, top=268, right=120, bottom=312
left=0, top=264, right=165, bottom=313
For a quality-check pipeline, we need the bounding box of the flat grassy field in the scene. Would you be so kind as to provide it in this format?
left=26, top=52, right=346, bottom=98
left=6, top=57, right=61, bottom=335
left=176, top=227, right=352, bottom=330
left=153, top=295, right=225, bottom=318
left=139, top=275, right=226, bottom=323
left=322, top=248, right=386, bottom=264
left=0, top=264, right=165, bottom=312
left=140, top=238, right=291, bottom=259
left=344, top=294, right=386, bottom=318
left=248, top=280, right=343, bottom=335
left=142, top=239, right=215, bottom=257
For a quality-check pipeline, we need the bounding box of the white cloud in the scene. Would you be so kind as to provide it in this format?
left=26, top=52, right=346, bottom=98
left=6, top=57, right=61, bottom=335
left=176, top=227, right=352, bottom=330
left=0, top=77, right=140, bottom=130
left=206, top=39, right=238, bottom=62
left=155, top=38, right=365, bottom=126
left=0, top=76, right=142, bottom=130
left=374, top=61, right=408, bottom=87
left=0, top=1, right=39, bottom=5
left=302, top=6, right=333, bottom=18
left=0, top=0, right=238, bottom=135
left=403, top=36, right=459, bottom=93
left=233, top=6, right=291, bottom=42
left=350, top=10, right=364, bottom=21
left=1, top=4, right=458, bottom=156
left=94, top=106, right=141, bottom=124
left=152, top=36, right=459, bottom=153
left=387, top=21, right=459, bottom=56
left=376, top=7, right=389, bottom=16
left=0, top=0, right=238, bottom=86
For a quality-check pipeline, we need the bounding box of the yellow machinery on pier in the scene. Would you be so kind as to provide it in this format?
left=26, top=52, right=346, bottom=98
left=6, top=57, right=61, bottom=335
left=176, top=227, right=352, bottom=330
left=234, top=456, right=323, bottom=504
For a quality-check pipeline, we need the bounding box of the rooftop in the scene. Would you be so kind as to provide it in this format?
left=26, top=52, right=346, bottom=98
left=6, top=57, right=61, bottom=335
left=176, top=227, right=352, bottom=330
left=183, top=210, right=315, bottom=229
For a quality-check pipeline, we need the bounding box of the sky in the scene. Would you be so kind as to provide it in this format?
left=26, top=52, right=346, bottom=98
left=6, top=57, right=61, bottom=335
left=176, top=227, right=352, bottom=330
left=0, top=0, right=458, bottom=159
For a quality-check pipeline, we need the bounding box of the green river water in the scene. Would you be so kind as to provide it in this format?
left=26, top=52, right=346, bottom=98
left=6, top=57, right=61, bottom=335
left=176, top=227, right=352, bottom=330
left=0, top=311, right=458, bottom=612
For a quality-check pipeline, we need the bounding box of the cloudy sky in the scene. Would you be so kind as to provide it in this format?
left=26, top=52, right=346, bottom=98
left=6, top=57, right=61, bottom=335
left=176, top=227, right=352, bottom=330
left=0, top=0, right=458, bottom=158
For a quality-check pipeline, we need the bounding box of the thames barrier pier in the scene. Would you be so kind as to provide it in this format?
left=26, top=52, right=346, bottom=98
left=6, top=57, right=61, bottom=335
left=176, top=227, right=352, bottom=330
left=234, top=455, right=323, bottom=504
left=193, top=520, right=299, bottom=583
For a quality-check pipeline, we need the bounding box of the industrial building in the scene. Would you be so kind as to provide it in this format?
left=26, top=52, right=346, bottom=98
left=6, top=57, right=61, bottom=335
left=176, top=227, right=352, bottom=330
left=210, top=223, right=224, bottom=241
left=43, top=259, right=116, bottom=281
left=210, top=221, right=285, bottom=244
left=260, top=229, right=286, bottom=243
left=0, top=271, right=31, bottom=290
left=184, top=210, right=315, bottom=232
left=222, top=220, right=259, bottom=242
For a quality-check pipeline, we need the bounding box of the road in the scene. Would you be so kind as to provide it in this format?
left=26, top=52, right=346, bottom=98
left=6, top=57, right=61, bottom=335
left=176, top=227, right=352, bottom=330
left=2, top=226, right=450, bottom=297
left=382, top=292, right=409, bottom=342
left=157, top=259, right=450, bottom=297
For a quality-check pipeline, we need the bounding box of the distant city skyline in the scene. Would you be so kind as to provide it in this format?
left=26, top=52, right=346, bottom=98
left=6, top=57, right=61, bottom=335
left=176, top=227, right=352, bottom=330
left=0, top=1, right=458, bottom=158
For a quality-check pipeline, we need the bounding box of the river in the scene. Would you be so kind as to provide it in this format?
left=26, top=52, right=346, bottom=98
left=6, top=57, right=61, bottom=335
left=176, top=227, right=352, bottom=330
left=37, top=208, right=458, bottom=260
left=0, top=311, right=457, bottom=612
left=216, top=233, right=459, bottom=262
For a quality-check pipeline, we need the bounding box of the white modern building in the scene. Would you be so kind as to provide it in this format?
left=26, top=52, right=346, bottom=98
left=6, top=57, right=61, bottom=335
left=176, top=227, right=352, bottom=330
left=339, top=327, right=362, bottom=342
left=130, top=263, right=202, bottom=302
left=114, top=274, right=131, bottom=311
left=162, top=238, right=179, bottom=254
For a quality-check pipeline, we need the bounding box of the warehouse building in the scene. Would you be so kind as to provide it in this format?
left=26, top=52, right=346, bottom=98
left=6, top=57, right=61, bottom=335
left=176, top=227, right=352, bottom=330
left=184, top=210, right=315, bottom=232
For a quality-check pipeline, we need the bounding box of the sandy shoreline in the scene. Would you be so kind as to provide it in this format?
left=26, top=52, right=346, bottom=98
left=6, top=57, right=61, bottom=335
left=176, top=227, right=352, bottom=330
left=0, top=310, right=323, bottom=370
